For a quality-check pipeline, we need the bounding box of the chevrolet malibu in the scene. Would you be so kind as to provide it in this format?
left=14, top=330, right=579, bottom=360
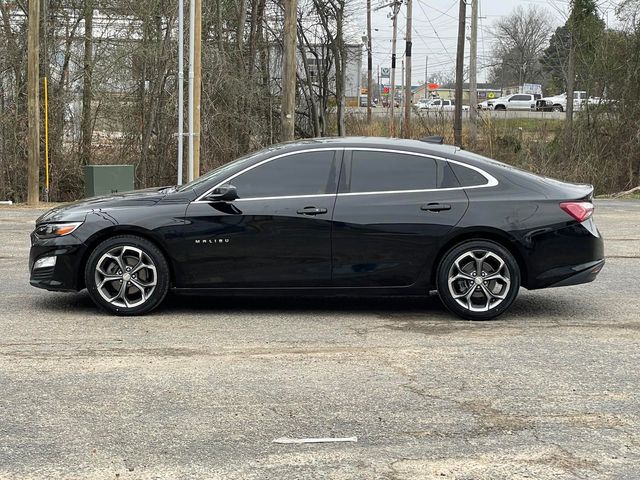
left=29, top=137, right=604, bottom=320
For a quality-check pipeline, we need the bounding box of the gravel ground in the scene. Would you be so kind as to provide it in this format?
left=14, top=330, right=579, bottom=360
left=0, top=200, right=639, bottom=479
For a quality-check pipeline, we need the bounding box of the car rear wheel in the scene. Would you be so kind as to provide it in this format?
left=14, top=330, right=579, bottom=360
left=437, top=240, right=520, bottom=320
left=85, top=235, right=170, bottom=316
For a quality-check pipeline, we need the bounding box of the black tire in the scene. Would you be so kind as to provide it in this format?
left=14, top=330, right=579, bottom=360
left=437, top=240, right=520, bottom=321
left=84, top=235, right=170, bottom=316
left=552, top=105, right=563, bottom=112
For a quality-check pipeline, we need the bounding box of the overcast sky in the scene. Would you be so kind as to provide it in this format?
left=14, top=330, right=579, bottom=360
left=356, top=0, right=622, bottom=86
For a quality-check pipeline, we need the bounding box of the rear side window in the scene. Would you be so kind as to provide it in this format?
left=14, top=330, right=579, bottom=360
left=349, top=151, right=437, bottom=193
left=450, top=163, right=488, bottom=187
left=231, top=151, right=339, bottom=198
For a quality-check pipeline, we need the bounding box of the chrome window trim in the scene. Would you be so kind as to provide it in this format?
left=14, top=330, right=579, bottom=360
left=341, top=148, right=498, bottom=195
left=234, top=194, right=336, bottom=202
left=192, top=146, right=498, bottom=203
left=193, top=148, right=344, bottom=203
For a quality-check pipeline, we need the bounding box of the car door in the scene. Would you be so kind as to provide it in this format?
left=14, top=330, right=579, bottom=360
left=180, top=149, right=342, bottom=288
left=509, top=94, right=532, bottom=110
left=331, top=149, right=469, bottom=287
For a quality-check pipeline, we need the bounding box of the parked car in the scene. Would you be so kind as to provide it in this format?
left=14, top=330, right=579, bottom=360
left=535, top=91, right=591, bottom=112
left=359, top=96, right=378, bottom=108
left=477, top=100, right=491, bottom=110
left=30, top=137, right=604, bottom=320
left=414, top=98, right=430, bottom=110
left=418, top=99, right=469, bottom=111
left=489, top=93, right=541, bottom=111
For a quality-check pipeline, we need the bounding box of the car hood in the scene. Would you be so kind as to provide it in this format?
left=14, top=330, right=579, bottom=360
left=36, top=187, right=171, bottom=224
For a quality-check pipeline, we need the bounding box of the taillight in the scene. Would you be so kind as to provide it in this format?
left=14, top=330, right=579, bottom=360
left=560, top=201, right=594, bottom=222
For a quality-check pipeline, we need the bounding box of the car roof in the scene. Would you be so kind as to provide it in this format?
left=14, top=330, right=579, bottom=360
left=280, top=136, right=462, bottom=157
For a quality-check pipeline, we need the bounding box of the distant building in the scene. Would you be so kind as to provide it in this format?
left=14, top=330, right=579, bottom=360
left=269, top=43, right=363, bottom=106
left=412, top=83, right=502, bottom=104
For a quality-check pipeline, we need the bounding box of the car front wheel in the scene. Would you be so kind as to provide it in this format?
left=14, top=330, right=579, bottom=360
left=437, top=240, right=520, bottom=320
left=84, top=235, right=170, bottom=316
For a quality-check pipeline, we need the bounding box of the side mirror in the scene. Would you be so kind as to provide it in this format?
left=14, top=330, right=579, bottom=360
left=205, top=184, right=238, bottom=202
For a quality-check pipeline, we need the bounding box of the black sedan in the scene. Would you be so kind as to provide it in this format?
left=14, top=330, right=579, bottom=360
left=29, top=137, right=604, bottom=320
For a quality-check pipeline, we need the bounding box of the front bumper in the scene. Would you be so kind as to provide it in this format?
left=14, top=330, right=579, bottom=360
left=29, top=234, right=87, bottom=292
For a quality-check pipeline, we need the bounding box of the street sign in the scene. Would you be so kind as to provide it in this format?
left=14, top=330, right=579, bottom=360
left=381, top=67, right=390, bottom=78
left=383, top=86, right=390, bottom=94
left=427, top=83, right=439, bottom=90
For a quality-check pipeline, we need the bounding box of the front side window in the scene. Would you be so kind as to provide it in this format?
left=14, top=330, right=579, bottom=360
left=231, top=151, right=340, bottom=199
left=348, top=151, right=437, bottom=193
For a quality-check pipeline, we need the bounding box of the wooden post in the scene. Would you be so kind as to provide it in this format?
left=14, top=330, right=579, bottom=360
left=453, top=0, right=466, bottom=147
left=27, top=0, right=40, bottom=204
left=281, top=0, right=297, bottom=141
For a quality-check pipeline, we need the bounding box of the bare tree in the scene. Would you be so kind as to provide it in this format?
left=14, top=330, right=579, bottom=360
left=490, top=6, right=554, bottom=86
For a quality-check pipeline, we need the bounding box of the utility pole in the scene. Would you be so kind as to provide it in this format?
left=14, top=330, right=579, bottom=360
left=403, top=0, right=412, bottom=138
left=389, top=1, right=400, bottom=137
left=193, top=0, right=202, bottom=179
left=469, top=0, right=478, bottom=146
left=281, top=0, right=297, bottom=141
left=366, top=0, right=373, bottom=124
left=377, top=64, right=380, bottom=102
left=81, top=0, right=93, bottom=166
left=27, top=0, right=40, bottom=204
left=424, top=55, right=428, bottom=99
left=188, top=0, right=195, bottom=181
left=177, top=0, right=184, bottom=185
left=453, top=0, right=466, bottom=147
left=400, top=58, right=404, bottom=135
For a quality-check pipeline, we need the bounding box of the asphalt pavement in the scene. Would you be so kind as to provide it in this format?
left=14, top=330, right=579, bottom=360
left=0, top=200, right=639, bottom=479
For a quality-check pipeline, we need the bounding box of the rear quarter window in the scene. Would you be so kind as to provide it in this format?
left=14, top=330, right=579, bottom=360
left=450, top=163, right=488, bottom=187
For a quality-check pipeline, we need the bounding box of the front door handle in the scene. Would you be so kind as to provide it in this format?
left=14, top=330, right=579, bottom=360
left=296, top=206, right=328, bottom=216
left=421, top=202, right=451, bottom=212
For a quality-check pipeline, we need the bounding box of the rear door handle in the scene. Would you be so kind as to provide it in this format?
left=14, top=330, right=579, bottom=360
left=296, top=206, right=328, bottom=216
left=421, top=203, right=451, bottom=212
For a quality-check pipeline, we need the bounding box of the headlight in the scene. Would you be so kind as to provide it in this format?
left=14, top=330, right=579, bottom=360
left=35, top=222, right=83, bottom=239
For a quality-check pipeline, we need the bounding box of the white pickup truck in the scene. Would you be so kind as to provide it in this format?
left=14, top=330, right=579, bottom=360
left=536, top=91, right=594, bottom=112
left=487, top=93, right=541, bottom=111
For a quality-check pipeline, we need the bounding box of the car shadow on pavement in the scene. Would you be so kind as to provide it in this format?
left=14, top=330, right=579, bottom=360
left=31, top=289, right=583, bottom=322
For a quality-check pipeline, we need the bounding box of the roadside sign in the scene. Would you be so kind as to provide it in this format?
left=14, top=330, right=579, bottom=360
left=381, top=67, right=390, bottom=78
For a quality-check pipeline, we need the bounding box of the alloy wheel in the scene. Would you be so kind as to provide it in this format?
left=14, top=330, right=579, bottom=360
left=447, top=249, right=511, bottom=312
left=94, top=245, right=157, bottom=308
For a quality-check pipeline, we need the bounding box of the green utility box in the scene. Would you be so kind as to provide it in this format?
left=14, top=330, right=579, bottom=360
left=84, top=165, right=135, bottom=197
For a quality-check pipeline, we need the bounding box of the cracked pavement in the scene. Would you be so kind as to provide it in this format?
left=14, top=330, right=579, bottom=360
left=0, top=200, right=639, bottom=479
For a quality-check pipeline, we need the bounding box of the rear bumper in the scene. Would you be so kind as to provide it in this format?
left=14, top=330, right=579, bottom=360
left=525, top=218, right=605, bottom=290
left=546, top=259, right=605, bottom=288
